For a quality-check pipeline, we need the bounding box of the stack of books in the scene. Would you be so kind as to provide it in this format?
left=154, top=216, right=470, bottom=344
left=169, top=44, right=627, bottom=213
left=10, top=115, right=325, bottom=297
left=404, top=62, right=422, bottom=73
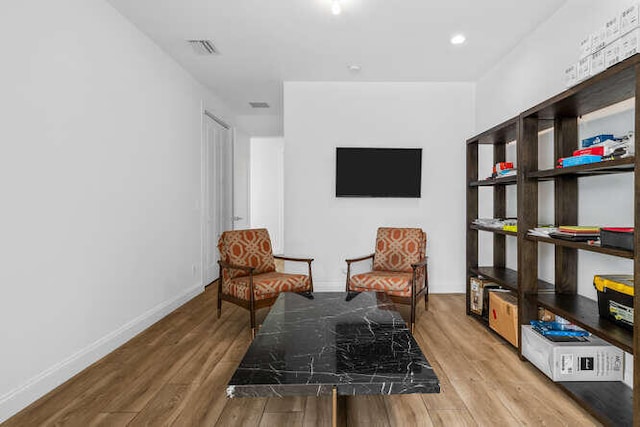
left=549, top=226, right=600, bottom=242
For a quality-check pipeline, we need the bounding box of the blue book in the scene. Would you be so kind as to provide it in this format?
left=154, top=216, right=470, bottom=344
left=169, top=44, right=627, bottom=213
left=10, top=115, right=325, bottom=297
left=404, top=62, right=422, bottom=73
left=530, top=320, right=590, bottom=337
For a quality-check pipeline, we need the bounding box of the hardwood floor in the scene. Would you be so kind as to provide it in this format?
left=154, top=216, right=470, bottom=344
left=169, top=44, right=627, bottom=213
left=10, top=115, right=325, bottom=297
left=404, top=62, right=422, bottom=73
left=4, top=287, right=601, bottom=426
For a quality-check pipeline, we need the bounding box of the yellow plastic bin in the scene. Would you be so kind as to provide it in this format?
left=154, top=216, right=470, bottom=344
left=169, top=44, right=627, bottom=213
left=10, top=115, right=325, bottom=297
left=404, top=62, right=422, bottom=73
left=594, top=275, right=634, bottom=330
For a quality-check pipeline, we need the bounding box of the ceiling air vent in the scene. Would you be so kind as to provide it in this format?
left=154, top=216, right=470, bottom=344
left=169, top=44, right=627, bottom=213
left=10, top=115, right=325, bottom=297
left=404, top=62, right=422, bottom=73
left=249, top=102, right=270, bottom=109
left=188, top=40, right=219, bottom=55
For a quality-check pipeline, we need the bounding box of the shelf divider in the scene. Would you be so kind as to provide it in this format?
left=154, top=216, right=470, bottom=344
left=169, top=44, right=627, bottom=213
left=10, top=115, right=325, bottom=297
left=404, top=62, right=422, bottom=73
left=527, top=235, right=634, bottom=259
left=536, top=293, right=633, bottom=353
left=528, top=157, right=634, bottom=180
left=469, top=224, right=517, bottom=236
left=556, top=382, right=633, bottom=427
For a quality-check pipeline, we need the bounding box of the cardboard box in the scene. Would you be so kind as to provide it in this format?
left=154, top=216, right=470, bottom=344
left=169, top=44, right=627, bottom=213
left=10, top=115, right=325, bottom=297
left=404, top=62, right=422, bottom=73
left=577, top=56, right=591, bottom=82
left=564, top=63, right=578, bottom=87
left=579, top=34, right=592, bottom=59
left=591, top=49, right=606, bottom=76
left=621, top=3, right=640, bottom=36
left=489, top=291, right=518, bottom=347
left=469, top=277, right=497, bottom=316
left=620, top=28, right=640, bottom=60
left=538, top=307, right=556, bottom=322
left=591, top=26, right=607, bottom=53
left=606, top=15, right=621, bottom=45
left=522, top=326, right=624, bottom=381
left=604, top=38, right=621, bottom=68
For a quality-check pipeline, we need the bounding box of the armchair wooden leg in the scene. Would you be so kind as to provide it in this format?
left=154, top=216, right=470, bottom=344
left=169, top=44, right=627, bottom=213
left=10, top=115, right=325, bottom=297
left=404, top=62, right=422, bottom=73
left=217, top=277, right=222, bottom=319
left=250, top=304, right=256, bottom=339
left=345, top=263, right=351, bottom=292
left=410, top=296, right=416, bottom=334
left=424, top=293, right=428, bottom=310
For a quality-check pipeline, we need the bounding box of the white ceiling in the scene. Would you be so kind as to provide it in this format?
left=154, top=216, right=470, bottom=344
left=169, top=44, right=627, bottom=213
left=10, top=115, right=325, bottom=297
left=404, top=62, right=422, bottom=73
left=107, top=0, right=567, bottom=131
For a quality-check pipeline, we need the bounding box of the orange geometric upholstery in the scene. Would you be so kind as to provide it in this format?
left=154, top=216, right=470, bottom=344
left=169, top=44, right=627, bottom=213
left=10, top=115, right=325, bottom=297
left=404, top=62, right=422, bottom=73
left=372, top=227, right=425, bottom=272
left=223, top=272, right=311, bottom=301
left=217, top=229, right=276, bottom=280
left=346, top=227, right=428, bottom=332
left=217, top=228, right=314, bottom=336
left=349, top=271, right=413, bottom=297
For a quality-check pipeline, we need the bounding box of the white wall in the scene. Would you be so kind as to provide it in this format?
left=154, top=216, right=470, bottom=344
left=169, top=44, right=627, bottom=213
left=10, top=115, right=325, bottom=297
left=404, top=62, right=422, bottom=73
left=476, top=0, right=632, bottom=130
left=283, top=82, right=475, bottom=292
left=0, top=0, right=239, bottom=421
left=233, top=130, right=251, bottom=230
left=236, top=115, right=283, bottom=138
left=250, top=138, right=285, bottom=253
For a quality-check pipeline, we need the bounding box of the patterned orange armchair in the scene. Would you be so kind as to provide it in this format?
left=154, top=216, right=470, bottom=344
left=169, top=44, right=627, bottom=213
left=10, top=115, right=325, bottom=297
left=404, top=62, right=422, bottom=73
left=346, top=227, right=428, bottom=333
left=217, top=228, right=313, bottom=337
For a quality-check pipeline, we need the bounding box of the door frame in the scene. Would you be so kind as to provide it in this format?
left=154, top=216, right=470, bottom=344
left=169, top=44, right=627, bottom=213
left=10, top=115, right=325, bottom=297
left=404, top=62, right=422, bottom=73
left=200, top=107, right=234, bottom=288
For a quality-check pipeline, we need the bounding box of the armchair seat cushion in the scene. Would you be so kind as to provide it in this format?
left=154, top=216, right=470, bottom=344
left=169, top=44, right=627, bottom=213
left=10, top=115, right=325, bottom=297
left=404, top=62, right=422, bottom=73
left=349, top=271, right=414, bottom=297
left=223, top=271, right=311, bottom=301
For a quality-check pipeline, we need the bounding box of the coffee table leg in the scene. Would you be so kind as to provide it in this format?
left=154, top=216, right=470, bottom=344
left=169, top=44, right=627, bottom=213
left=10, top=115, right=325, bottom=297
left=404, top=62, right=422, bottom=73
left=332, top=387, right=346, bottom=427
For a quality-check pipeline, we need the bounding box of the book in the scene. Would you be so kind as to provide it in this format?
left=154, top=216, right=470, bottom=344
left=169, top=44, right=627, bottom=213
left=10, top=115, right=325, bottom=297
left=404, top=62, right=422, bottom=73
left=573, top=146, right=605, bottom=156
left=530, top=320, right=590, bottom=337
left=549, top=231, right=599, bottom=241
left=558, top=226, right=600, bottom=234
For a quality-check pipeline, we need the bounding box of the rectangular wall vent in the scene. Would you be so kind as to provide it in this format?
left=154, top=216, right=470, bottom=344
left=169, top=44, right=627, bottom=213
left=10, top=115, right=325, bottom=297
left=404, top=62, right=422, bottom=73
left=249, top=102, right=270, bottom=108
left=188, top=40, right=219, bottom=55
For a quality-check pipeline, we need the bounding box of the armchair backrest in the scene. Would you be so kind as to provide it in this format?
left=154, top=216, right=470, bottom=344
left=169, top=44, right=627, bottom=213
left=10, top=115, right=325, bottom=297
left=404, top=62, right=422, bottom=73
left=217, top=228, right=276, bottom=279
left=373, top=227, right=426, bottom=273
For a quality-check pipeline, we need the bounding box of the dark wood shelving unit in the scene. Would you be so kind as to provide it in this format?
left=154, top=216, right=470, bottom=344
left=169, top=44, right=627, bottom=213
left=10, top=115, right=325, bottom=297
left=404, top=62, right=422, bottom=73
left=527, top=235, right=634, bottom=259
left=467, top=54, right=640, bottom=425
left=469, top=224, right=517, bottom=236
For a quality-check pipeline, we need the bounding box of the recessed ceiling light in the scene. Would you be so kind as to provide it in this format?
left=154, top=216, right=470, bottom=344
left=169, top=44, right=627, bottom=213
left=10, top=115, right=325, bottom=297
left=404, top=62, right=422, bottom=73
left=348, top=64, right=361, bottom=73
left=450, top=34, right=466, bottom=45
left=331, top=0, right=341, bottom=15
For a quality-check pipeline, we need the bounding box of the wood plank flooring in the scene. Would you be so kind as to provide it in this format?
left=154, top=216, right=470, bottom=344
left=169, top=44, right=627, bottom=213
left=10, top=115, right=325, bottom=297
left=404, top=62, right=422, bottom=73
left=4, top=287, right=601, bottom=426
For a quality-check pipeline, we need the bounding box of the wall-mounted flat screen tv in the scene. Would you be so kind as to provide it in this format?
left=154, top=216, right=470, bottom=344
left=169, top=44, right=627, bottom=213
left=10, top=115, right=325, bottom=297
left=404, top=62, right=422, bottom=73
left=335, top=147, right=422, bottom=198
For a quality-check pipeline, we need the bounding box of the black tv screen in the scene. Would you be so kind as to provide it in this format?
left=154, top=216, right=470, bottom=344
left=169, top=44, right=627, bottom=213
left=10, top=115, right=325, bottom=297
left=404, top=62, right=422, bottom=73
left=336, top=147, right=422, bottom=198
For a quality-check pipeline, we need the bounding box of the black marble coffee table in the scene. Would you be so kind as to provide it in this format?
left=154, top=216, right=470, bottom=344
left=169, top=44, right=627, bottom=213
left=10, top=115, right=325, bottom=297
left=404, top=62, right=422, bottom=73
left=227, top=291, right=440, bottom=425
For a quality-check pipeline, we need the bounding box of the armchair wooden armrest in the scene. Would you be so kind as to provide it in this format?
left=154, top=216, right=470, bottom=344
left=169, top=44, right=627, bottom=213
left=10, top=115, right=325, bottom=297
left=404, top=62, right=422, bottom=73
left=218, top=260, right=256, bottom=273
left=345, top=253, right=375, bottom=292
left=274, top=255, right=314, bottom=264
left=411, top=257, right=428, bottom=269
left=345, top=253, right=375, bottom=265
left=273, top=256, right=314, bottom=291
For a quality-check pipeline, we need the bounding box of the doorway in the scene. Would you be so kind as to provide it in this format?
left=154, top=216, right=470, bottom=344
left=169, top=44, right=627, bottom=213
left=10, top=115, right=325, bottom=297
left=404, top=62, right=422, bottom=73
left=202, top=111, right=233, bottom=285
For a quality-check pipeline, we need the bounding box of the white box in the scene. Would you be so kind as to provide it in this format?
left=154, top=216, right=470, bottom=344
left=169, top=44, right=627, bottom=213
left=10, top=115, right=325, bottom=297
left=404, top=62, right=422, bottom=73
left=577, top=56, right=591, bottom=82
left=620, top=27, right=640, bottom=60
left=606, top=15, right=621, bottom=45
left=564, top=63, right=578, bottom=87
left=579, top=34, right=592, bottom=58
left=591, top=49, right=606, bottom=76
left=592, top=26, right=607, bottom=52
left=621, top=3, right=640, bottom=35
left=605, top=38, right=622, bottom=68
left=522, top=326, right=624, bottom=382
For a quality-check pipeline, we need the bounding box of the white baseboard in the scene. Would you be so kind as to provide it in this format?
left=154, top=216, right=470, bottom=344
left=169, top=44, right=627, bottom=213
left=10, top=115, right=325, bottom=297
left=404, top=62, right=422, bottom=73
left=0, top=282, right=204, bottom=423
left=313, top=281, right=345, bottom=292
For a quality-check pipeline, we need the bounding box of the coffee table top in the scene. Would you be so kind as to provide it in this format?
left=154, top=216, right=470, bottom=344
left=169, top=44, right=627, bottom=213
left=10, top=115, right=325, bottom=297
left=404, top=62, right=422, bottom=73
left=227, top=291, right=440, bottom=398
